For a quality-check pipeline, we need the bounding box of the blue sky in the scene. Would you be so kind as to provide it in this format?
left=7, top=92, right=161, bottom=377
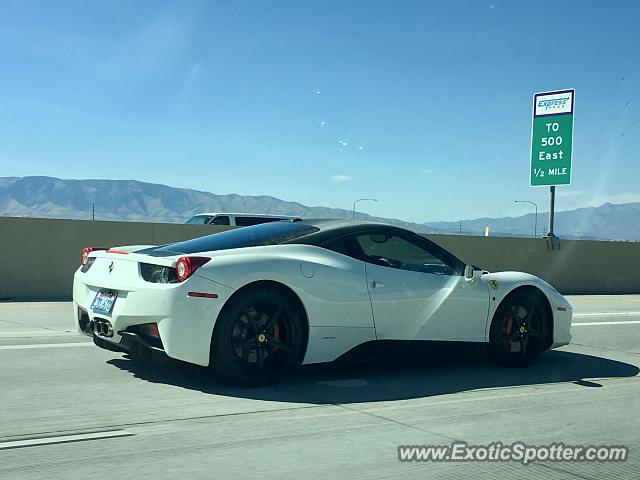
left=1, top=0, right=639, bottom=222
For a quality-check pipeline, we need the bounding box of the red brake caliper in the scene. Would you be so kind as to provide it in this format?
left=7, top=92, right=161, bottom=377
left=503, top=315, right=513, bottom=350
left=272, top=323, right=280, bottom=352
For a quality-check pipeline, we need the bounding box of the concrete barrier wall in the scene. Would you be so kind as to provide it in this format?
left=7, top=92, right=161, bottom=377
left=0, top=217, right=232, bottom=301
left=1, top=217, right=638, bottom=300
left=425, top=234, right=640, bottom=295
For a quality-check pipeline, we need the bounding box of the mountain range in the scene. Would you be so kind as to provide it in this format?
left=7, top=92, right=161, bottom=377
left=1, top=176, right=639, bottom=240
left=426, top=202, right=640, bottom=240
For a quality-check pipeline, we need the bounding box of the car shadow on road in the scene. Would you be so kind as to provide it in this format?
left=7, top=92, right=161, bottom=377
left=107, top=342, right=639, bottom=404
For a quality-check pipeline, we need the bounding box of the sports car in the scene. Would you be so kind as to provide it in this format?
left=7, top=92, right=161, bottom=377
left=73, top=220, right=573, bottom=385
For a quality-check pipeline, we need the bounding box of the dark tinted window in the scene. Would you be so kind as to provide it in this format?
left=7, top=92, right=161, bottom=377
left=145, top=222, right=318, bottom=255
left=211, top=215, right=230, bottom=225
left=235, top=216, right=285, bottom=226
left=355, top=233, right=460, bottom=275
left=323, top=235, right=366, bottom=260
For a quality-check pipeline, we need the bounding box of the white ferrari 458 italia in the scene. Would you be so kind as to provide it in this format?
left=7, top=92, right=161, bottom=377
left=73, top=220, right=573, bottom=385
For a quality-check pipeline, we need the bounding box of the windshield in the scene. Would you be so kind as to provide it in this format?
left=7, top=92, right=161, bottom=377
left=148, top=221, right=318, bottom=254
left=185, top=215, right=212, bottom=225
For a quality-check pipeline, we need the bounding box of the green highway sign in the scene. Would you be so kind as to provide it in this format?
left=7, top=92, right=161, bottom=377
left=530, top=89, right=574, bottom=186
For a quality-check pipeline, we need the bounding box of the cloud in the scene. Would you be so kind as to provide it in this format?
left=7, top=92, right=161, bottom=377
left=0, top=8, right=193, bottom=86
left=556, top=189, right=586, bottom=197
left=178, top=62, right=202, bottom=100
left=331, top=175, right=353, bottom=183
left=556, top=191, right=640, bottom=211
left=421, top=169, right=434, bottom=175
left=95, top=13, right=191, bottom=82
left=583, top=192, right=640, bottom=207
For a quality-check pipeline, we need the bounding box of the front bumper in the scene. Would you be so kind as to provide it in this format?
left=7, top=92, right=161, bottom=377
left=547, top=289, right=573, bottom=348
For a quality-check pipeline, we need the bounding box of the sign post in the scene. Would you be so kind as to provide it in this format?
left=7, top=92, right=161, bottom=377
left=530, top=89, right=574, bottom=248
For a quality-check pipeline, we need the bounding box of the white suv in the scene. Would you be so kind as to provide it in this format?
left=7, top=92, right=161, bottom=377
left=185, top=212, right=296, bottom=227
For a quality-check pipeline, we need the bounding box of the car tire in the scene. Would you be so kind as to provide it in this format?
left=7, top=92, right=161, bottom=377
left=488, top=290, right=549, bottom=367
left=211, top=287, right=305, bottom=386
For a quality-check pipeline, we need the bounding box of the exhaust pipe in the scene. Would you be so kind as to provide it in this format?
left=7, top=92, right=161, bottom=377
left=93, top=319, right=114, bottom=337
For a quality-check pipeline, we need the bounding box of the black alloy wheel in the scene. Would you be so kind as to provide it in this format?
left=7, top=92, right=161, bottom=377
left=488, top=291, right=548, bottom=367
left=211, top=288, right=305, bottom=386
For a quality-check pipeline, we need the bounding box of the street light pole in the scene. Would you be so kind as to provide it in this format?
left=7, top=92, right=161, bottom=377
left=514, top=200, right=538, bottom=238
left=352, top=198, right=378, bottom=220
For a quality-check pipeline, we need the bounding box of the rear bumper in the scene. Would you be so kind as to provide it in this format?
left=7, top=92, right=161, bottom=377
left=73, top=270, right=235, bottom=367
left=93, top=332, right=171, bottom=363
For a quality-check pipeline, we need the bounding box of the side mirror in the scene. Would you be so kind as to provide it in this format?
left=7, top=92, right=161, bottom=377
left=464, top=264, right=483, bottom=281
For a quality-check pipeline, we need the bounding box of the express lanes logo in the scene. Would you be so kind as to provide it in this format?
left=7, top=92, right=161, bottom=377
left=534, top=90, right=574, bottom=116
left=538, top=96, right=570, bottom=111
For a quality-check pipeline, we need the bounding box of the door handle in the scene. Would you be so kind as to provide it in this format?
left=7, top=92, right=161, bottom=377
left=371, top=280, right=384, bottom=289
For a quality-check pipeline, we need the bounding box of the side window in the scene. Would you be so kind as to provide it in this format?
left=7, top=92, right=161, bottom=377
left=355, top=233, right=456, bottom=275
left=186, top=215, right=212, bottom=225
left=211, top=215, right=231, bottom=225
left=322, top=235, right=366, bottom=260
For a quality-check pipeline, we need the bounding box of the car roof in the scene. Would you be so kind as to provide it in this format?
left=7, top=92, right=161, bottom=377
left=287, top=219, right=416, bottom=245
left=287, top=219, right=466, bottom=270
left=303, top=219, right=394, bottom=229
left=190, top=213, right=295, bottom=218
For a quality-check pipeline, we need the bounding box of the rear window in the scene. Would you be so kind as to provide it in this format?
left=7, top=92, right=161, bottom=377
left=145, top=222, right=319, bottom=255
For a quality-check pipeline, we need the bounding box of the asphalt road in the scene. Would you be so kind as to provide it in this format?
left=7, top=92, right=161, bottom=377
left=0, top=296, right=638, bottom=479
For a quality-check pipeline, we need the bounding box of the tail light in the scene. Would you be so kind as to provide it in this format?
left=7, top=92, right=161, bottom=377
left=175, top=256, right=211, bottom=282
left=146, top=323, right=160, bottom=338
left=80, top=247, right=107, bottom=266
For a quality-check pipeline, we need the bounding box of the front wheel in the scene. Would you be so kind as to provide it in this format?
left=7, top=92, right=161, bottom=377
left=488, top=291, right=549, bottom=367
left=211, top=288, right=306, bottom=386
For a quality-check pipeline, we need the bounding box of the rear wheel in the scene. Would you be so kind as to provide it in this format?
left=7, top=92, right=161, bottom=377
left=211, top=288, right=305, bottom=386
left=488, top=291, right=548, bottom=367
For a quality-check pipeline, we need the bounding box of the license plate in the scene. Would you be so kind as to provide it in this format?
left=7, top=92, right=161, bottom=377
left=91, top=289, right=118, bottom=314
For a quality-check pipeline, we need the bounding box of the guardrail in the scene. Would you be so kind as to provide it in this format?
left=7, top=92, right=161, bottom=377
left=1, top=216, right=638, bottom=300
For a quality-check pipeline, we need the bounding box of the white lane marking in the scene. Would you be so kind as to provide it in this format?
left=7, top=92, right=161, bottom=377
left=573, top=321, right=640, bottom=327
left=573, top=312, right=640, bottom=317
left=0, top=331, right=74, bottom=337
left=0, top=430, right=132, bottom=450
left=0, top=342, right=93, bottom=350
